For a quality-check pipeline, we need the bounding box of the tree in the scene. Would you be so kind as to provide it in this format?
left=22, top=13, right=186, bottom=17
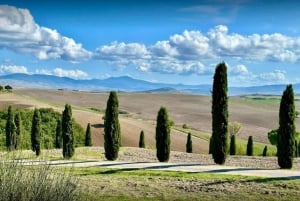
left=85, top=123, right=92, bottom=146
left=228, top=121, right=241, bottom=137
left=55, top=119, right=62, bottom=148
left=246, top=136, right=253, bottom=156
left=278, top=85, right=295, bottom=169
left=229, top=135, right=236, bottom=155
left=209, top=136, right=213, bottom=154
left=6, top=105, right=16, bottom=151
left=268, top=129, right=278, bottom=146
left=14, top=112, right=21, bottom=149
left=298, top=141, right=300, bottom=158
left=139, top=130, right=145, bottom=148
left=62, top=104, right=74, bottom=159
left=263, top=145, right=268, bottom=157
left=104, top=91, right=121, bottom=160
left=156, top=106, right=171, bottom=162
left=211, top=62, right=228, bottom=164
left=31, top=108, right=41, bottom=156
left=186, top=132, right=192, bottom=153
left=295, top=140, right=298, bottom=157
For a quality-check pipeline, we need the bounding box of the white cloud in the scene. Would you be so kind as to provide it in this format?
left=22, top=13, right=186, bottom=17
left=35, top=68, right=88, bottom=79
left=0, top=5, right=91, bottom=62
left=0, top=65, right=28, bottom=74
left=257, top=70, right=287, bottom=82
left=93, top=25, right=300, bottom=75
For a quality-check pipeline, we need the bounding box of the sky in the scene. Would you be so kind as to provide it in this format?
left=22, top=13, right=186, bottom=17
left=0, top=0, right=300, bottom=86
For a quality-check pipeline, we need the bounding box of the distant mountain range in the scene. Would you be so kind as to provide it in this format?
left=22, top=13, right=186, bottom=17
left=0, top=73, right=299, bottom=96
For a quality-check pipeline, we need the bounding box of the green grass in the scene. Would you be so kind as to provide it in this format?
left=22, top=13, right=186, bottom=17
left=72, top=167, right=300, bottom=201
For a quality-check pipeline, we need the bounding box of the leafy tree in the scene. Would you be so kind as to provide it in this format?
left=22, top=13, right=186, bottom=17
left=85, top=123, right=92, bottom=146
left=263, top=145, right=268, bottom=157
left=62, top=104, right=74, bottom=159
left=211, top=62, right=228, bottom=164
left=246, top=136, right=253, bottom=156
left=139, top=130, right=145, bottom=148
left=156, top=106, right=171, bottom=162
left=228, top=121, right=241, bottom=137
left=268, top=129, right=278, bottom=146
left=104, top=91, right=121, bottom=160
left=31, top=108, right=41, bottom=156
left=55, top=119, right=62, bottom=148
left=186, top=132, right=192, bottom=153
left=14, top=112, right=21, bottom=149
left=5, top=106, right=16, bottom=151
left=229, top=135, right=236, bottom=155
left=278, top=85, right=295, bottom=169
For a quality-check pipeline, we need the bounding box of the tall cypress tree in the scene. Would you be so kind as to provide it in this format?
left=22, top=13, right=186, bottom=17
left=6, top=105, right=16, bottom=151
left=62, top=104, right=74, bottom=159
left=104, top=91, right=121, bottom=160
left=55, top=119, right=62, bottom=148
left=31, top=108, right=41, bottom=156
left=156, top=106, right=170, bottom=162
left=229, top=135, right=236, bottom=155
left=85, top=123, right=92, bottom=146
left=14, top=112, right=21, bottom=149
left=246, top=136, right=253, bottom=156
left=186, top=132, right=192, bottom=153
left=139, top=130, right=145, bottom=148
left=263, top=145, right=268, bottom=157
left=208, top=136, right=213, bottom=154
left=278, top=85, right=295, bottom=169
left=211, top=62, right=228, bottom=164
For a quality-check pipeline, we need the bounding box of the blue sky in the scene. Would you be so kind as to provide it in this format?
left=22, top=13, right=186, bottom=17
left=0, top=0, right=300, bottom=86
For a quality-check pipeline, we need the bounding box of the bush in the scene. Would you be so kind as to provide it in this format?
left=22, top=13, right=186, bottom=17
left=246, top=136, right=253, bottom=156
left=0, top=157, right=79, bottom=201
left=263, top=145, right=268, bottom=157
left=182, top=124, right=189, bottom=129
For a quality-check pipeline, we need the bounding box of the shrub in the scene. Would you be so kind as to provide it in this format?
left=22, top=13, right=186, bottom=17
left=156, top=106, right=170, bottom=162
left=246, top=136, right=253, bottom=156
left=104, top=91, right=121, bottom=160
left=139, top=130, right=145, bottom=148
left=229, top=135, right=236, bottom=155
left=182, top=124, right=189, bottom=129
left=186, top=133, right=192, bottom=153
left=263, top=145, right=268, bottom=157
left=211, top=62, right=228, bottom=164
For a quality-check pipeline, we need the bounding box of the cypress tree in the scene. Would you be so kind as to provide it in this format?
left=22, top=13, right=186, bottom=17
left=62, top=104, right=74, bottom=159
left=156, top=106, right=171, bottom=162
left=209, top=136, right=213, bottom=154
left=229, top=135, right=236, bottom=155
left=14, top=112, right=21, bottom=149
left=85, top=123, right=92, bottom=146
left=211, top=62, right=228, bottom=164
left=298, top=141, right=300, bottom=158
left=263, top=145, right=268, bottom=157
left=295, top=140, right=298, bottom=157
left=31, top=108, right=41, bottom=156
left=139, top=130, right=145, bottom=148
left=186, top=132, right=192, bottom=153
left=246, top=136, right=253, bottom=156
left=55, top=119, right=62, bottom=148
left=5, top=105, right=16, bottom=151
left=104, top=91, right=121, bottom=161
left=278, top=85, right=295, bottom=169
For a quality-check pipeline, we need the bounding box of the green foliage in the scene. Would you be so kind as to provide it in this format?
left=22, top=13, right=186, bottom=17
left=0, top=108, right=85, bottom=150
left=139, top=130, right=145, bottom=148
left=62, top=104, right=75, bottom=159
left=156, top=106, right=171, bottom=162
left=228, top=121, right=241, bottom=137
left=55, top=119, right=62, bottom=148
left=5, top=105, right=16, bottom=151
left=85, top=123, right=92, bottom=146
left=104, top=91, right=121, bottom=161
left=182, top=124, right=189, bottom=129
left=263, top=145, right=268, bottom=157
left=14, top=112, right=21, bottom=149
left=268, top=129, right=278, bottom=146
left=295, top=140, right=298, bottom=157
left=278, top=85, right=295, bottom=169
left=0, top=85, right=3, bottom=91
left=211, top=62, right=228, bottom=164
left=229, top=135, right=236, bottom=155
left=31, top=108, right=41, bottom=156
left=246, top=136, right=253, bottom=156
left=186, top=133, right=192, bottom=153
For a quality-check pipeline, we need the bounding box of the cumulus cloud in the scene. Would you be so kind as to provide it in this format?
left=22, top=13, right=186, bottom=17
left=0, top=5, right=91, bottom=62
left=0, top=65, right=28, bottom=74
left=35, top=68, right=89, bottom=79
left=93, top=25, right=300, bottom=75
left=257, top=70, right=286, bottom=82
